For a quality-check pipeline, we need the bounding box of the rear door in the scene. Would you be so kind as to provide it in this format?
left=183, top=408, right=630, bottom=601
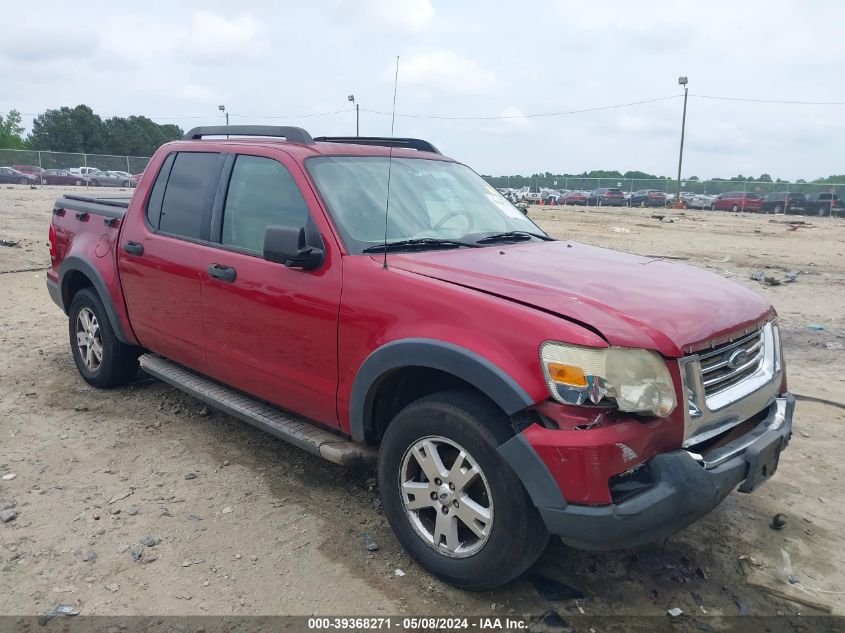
left=118, top=151, right=224, bottom=371
left=198, top=150, right=343, bottom=428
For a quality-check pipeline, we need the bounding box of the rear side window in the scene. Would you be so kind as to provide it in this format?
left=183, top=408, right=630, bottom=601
left=157, top=152, right=220, bottom=240
left=221, top=155, right=309, bottom=254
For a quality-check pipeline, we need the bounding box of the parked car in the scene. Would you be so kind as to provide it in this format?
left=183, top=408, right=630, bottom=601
left=47, top=125, right=793, bottom=590
left=40, top=169, right=88, bottom=186
left=710, top=192, right=764, bottom=212
left=687, top=194, right=716, bottom=210
left=68, top=166, right=102, bottom=177
left=562, top=190, right=588, bottom=205
left=11, top=165, right=45, bottom=178
left=804, top=192, right=842, bottom=217
left=541, top=189, right=561, bottom=205
left=586, top=187, right=625, bottom=206
left=517, top=186, right=542, bottom=203
left=0, top=166, right=39, bottom=185
left=629, top=189, right=668, bottom=208
left=86, top=170, right=137, bottom=188
left=761, top=192, right=806, bottom=214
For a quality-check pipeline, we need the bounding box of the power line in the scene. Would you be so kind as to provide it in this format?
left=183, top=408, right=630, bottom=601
left=692, top=94, right=845, bottom=106
left=360, top=95, right=681, bottom=120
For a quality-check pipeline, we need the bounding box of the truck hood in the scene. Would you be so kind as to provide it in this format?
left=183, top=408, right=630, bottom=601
left=388, top=241, right=772, bottom=357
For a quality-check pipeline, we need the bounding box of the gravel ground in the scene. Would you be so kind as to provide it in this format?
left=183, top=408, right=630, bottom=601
left=0, top=186, right=843, bottom=620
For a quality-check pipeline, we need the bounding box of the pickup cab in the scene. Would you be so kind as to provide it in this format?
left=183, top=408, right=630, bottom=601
left=47, top=126, right=793, bottom=590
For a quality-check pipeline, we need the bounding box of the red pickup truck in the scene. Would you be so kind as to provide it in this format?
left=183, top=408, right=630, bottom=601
left=47, top=126, right=793, bottom=590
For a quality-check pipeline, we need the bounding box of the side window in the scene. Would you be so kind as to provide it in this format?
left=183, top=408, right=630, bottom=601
left=221, top=155, right=309, bottom=254
left=158, top=152, right=219, bottom=239
left=145, top=153, right=175, bottom=230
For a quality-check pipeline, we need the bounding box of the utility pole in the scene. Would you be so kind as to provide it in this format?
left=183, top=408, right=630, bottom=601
left=218, top=104, right=228, bottom=126
left=675, top=76, right=689, bottom=209
left=348, top=95, right=359, bottom=136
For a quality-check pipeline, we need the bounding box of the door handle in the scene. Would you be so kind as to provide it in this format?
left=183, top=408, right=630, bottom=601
left=207, top=263, right=237, bottom=283
left=123, top=241, right=144, bottom=256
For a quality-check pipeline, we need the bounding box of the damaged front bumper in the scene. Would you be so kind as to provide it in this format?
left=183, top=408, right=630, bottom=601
left=500, top=395, right=794, bottom=550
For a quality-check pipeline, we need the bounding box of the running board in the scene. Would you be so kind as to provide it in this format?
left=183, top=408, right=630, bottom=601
left=139, top=354, right=377, bottom=468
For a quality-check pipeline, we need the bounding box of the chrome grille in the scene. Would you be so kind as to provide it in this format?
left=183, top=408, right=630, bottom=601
left=697, top=329, right=765, bottom=397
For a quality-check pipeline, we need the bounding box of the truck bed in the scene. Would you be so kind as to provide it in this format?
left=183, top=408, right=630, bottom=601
left=54, top=194, right=131, bottom=219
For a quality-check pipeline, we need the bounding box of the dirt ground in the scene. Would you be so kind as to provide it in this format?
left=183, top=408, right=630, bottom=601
left=1, top=186, right=844, bottom=620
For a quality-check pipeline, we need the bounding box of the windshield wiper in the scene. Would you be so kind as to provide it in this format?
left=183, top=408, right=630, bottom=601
left=475, top=231, right=553, bottom=244
left=362, top=238, right=476, bottom=254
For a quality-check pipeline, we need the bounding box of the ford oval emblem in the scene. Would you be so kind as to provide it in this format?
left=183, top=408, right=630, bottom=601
left=726, top=349, right=749, bottom=369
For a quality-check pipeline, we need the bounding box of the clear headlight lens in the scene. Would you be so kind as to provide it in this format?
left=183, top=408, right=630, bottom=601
left=540, top=342, right=677, bottom=417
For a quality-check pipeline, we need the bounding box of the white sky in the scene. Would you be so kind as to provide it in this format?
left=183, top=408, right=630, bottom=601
left=1, top=0, right=843, bottom=180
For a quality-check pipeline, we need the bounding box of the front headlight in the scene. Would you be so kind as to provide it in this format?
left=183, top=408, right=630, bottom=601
left=539, top=342, right=677, bottom=417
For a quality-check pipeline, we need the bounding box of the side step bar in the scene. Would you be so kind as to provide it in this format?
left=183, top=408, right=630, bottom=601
left=139, top=354, right=377, bottom=468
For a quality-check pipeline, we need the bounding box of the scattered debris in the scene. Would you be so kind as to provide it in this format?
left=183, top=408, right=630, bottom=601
left=394, top=568, right=405, bottom=577
left=690, top=591, right=704, bottom=606
left=825, top=342, right=844, bottom=350
left=362, top=534, right=379, bottom=551
left=198, top=406, right=210, bottom=417
left=38, top=604, right=79, bottom=625
left=734, top=598, right=751, bottom=616
left=221, top=506, right=233, bottom=514
left=667, top=607, right=683, bottom=617
left=1, top=473, right=16, bottom=480
left=82, top=551, right=97, bottom=563
left=805, top=323, right=825, bottom=332
left=126, top=506, right=139, bottom=516
left=0, top=239, right=20, bottom=248
left=538, top=610, right=568, bottom=629
left=187, top=514, right=203, bottom=522
left=609, top=226, right=630, bottom=233
left=660, top=217, right=675, bottom=223
left=108, top=490, right=132, bottom=504
left=740, top=554, right=832, bottom=613
left=770, top=514, right=788, bottom=530
left=751, top=270, right=800, bottom=286
left=184, top=472, right=197, bottom=480
left=73, top=404, right=88, bottom=412
left=529, top=574, right=585, bottom=601
left=139, top=536, right=160, bottom=547
left=0, top=509, right=17, bottom=523
left=105, top=582, right=119, bottom=593
left=130, top=545, right=144, bottom=562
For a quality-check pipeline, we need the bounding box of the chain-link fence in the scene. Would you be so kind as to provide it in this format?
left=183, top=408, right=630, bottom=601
left=0, top=149, right=151, bottom=175
left=483, top=175, right=842, bottom=198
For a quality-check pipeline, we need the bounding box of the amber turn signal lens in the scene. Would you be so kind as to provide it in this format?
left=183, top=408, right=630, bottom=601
left=547, top=363, right=587, bottom=387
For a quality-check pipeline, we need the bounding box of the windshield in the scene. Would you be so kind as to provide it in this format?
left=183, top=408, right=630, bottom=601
left=306, top=156, right=545, bottom=254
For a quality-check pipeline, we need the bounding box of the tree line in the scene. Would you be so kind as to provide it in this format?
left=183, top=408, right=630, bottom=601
left=0, top=106, right=183, bottom=157
left=484, top=170, right=844, bottom=185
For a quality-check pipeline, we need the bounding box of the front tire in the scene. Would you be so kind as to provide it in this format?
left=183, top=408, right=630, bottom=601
left=732, top=204, right=739, bottom=212
left=711, top=203, right=717, bottom=211
left=378, top=390, right=549, bottom=590
left=68, top=288, right=139, bottom=388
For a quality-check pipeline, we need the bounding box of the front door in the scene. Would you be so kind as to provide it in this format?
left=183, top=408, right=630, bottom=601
left=199, top=151, right=342, bottom=429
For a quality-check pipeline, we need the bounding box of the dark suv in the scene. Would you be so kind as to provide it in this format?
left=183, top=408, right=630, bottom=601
left=805, top=192, right=842, bottom=217
left=586, top=187, right=625, bottom=206
left=761, top=192, right=806, bottom=214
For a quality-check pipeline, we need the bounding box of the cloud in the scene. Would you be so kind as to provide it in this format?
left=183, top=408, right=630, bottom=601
left=183, top=11, right=266, bottom=62
left=333, top=0, right=434, bottom=33
left=0, top=16, right=91, bottom=63
left=392, top=51, right=499, bottom=96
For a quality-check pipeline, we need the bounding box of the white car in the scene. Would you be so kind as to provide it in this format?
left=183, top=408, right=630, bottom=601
left=687, top=194, right=716, bottom=210
left=68, top=166, right=101, bottom=177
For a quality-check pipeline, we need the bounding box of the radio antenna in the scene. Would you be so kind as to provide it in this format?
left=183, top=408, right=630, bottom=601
left=382, top=56, right=399, bottom=270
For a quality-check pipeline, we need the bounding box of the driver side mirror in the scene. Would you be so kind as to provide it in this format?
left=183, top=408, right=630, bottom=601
left=263, top=225, right=324, bottom=270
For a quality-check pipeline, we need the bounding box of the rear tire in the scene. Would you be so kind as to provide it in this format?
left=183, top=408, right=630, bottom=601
left=732, top=204, right=739, bottom=212
left=68, top=288, right=139, bottom=388
left=817, top=206, right=829, bottom=217
left=18, top=177, right=27, bottom=185
left=711, top=203, right=717, bottom=211
left=378, top=390, right=549, bottom=590
left=774, top=204, right=783, bottom=214
left=74, top=179, right=82, bottom=186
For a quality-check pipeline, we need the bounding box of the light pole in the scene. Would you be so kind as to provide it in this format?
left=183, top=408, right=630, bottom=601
left=348, top=94, right=359, bottom=136
left=218, top=104, right=228, bottom=127
left=675, top=76, right=688, bottom=209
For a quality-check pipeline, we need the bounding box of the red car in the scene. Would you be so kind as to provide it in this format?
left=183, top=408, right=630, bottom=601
left=46, top=126, right=793, bottom=590
left=562, top=190, right=587, bottom=205
left=40, top=169, right=87, bottom=186
left=10, top=164, right=45, bottom=178
left=711, top=192, right=764, bottom=212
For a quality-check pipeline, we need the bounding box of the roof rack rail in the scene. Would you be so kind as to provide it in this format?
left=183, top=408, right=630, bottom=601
left=183, top=126, right=314, bottom=145
left=313, top=136, right=441, bottom=155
